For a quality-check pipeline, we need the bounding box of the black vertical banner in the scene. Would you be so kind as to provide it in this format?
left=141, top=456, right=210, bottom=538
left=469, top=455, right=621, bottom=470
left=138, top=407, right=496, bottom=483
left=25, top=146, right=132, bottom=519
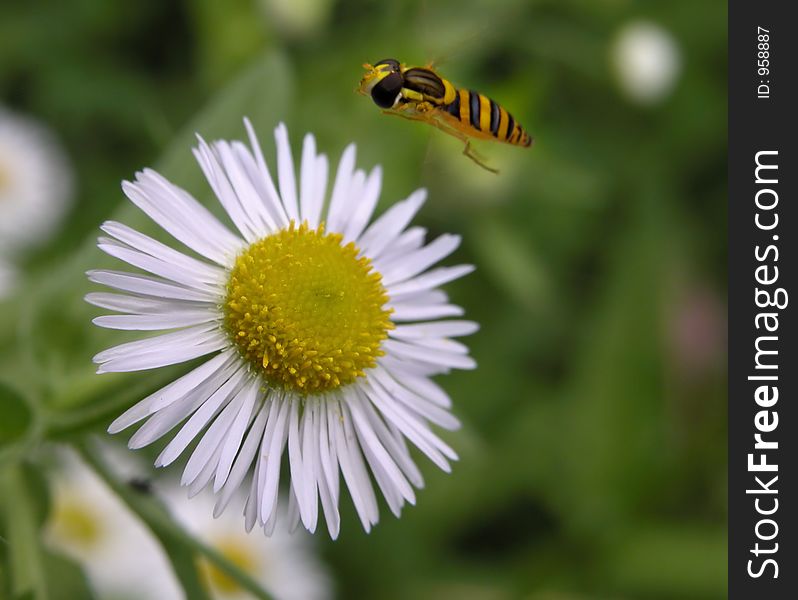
left=729, top=1, right=797, bottom=597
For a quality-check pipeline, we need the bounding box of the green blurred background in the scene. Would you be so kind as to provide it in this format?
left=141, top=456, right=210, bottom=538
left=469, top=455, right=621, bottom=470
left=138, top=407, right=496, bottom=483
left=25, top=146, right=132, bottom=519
left=0, top=0, right=727, bottom=598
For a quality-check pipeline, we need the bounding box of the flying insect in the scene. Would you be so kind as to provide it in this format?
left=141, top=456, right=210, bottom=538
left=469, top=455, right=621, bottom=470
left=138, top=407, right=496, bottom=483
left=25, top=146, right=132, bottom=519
left=358, top=58, right=533, bottom=173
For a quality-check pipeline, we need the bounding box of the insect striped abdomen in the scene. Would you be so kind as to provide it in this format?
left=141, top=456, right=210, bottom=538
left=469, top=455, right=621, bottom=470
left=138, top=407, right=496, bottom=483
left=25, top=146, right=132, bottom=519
left=443, top=89, right=532, bottom=147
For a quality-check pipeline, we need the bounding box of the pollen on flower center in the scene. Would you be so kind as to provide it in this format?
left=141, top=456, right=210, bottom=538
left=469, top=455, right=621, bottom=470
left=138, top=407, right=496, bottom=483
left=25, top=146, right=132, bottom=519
left=224, top=221, right=393, bottom=394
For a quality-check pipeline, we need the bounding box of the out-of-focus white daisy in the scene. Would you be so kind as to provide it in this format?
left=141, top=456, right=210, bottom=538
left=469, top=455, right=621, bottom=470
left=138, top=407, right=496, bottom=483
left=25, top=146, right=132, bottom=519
left=0, top=106, right=73, bottom=255
left=44, top=449, right=183, bottom=600
left=88, top=119, right=477, bottom=538
left=611, top=20, right=681, bottom=105
left=166, top=488, right=332, bottom=600
left=259, top=0, right=334, bottom=39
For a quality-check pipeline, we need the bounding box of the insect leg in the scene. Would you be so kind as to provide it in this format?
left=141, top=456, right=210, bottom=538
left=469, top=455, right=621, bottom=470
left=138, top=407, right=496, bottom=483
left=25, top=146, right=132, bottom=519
left=462, top=141, right=499, bottom=174
left=427, top=116, right=499, bottom=173
left=381, top=109, right=424, bottom=123
left=383, top=106, right=499, bottom=173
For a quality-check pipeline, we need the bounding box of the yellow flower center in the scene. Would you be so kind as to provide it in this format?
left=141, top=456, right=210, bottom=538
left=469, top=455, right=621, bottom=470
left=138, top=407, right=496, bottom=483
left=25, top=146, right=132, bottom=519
left=50, top=497, right=104, bottom=550
left=224, top=221, right=393, bottom=395
left=203, top=536, right=258, bottom=595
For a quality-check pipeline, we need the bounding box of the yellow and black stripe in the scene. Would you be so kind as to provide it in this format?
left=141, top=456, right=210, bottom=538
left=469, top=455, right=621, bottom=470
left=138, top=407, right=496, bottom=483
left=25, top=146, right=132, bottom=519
left=444, top=89, right=532, bottom=147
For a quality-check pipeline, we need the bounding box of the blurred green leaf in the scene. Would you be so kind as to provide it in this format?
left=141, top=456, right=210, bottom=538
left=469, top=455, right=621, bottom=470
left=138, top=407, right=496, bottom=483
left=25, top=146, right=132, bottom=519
left=469, top=216, right=550, bottom=313
left=605, top=523, right=727, bottom=598
left=42, top=551, right=95, bottom=600
left=0, top=383, right=32, bottom=450
left=0, top=465, right=48, bottom=600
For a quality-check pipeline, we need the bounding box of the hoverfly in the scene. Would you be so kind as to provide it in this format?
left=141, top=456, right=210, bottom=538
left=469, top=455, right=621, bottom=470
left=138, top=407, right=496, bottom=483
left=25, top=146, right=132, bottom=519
left=358, top=58, right=533, bottom=173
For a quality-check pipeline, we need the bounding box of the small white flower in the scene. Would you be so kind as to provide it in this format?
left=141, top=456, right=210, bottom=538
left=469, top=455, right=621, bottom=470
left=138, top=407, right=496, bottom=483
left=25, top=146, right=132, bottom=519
left=611, top=20, right=681, bottom=104
left=88, top=119, right=477, bottom=538
left=0, top=106, right=73, bottom=255
left=260, top=0, right=334, bottom=38
left=166, top=488, right=332, bottom=600
left=44, top=449, right=183, bottom=600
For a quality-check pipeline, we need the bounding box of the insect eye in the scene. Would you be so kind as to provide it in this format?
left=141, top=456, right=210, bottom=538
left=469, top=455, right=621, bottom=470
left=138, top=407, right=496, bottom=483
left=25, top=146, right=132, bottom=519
left=370, top=72, right=403, bottom=109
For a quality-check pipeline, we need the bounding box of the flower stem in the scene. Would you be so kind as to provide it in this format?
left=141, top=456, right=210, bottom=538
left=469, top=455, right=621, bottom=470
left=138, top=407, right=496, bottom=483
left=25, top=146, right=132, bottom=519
left=76, top=439, right=275, bottom=600
left=0, top=464, right=49, bottom=600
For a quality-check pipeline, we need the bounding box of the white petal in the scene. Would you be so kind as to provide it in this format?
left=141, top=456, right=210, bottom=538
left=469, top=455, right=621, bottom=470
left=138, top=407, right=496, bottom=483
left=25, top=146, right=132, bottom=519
left=98, top=241, right=223, bottom=292
left=331, top=398, right=378, bottom=531
left=216, top=140, right=276, bottom=236
left=391, top=320, right=479, bottom=340
left=388, top=302, right=464, bottom=321
left=287, top=400, right=318, bottom=532
left=306, top=153, right=328, bottom=229
left=100, top=221, right=225, bottom=281
left=96, top=343, right=227, bottom=376
left=213, top=379, right=260, bottom=491
left=156, top=366, right=248, bottom=467
left=372, top=226, right=426, bottom=266
left=108, top=351, right=236, bottom=433
left=371, top=366, right=460, bottom=430
left=379, top=358, right=453, bottom=408
left=387, top=265, right=475, bottom=299
left=331, top=168, right=365, bottom=235
left=316, top=402, right=341, bottom=538
left=299, top=134, right=319, bottom=226
left=357, top=189, right=426, bottom=258
left=349, top=393, right=415, bottom=508
left=356, top=393, right=424, bottom=487
left=259, top=396, right=291, bottom=524
left=286, top=487, right=302, bottom=533
left=123, top=171, right=241, bottom=266
left=325, top=144, right=357, bottom=233
left=262, top=500, right=279, bottom=536
left=300, top=400, right=320, bottom=531
left=244, top=451, right=262, bottom=532
left=85, top=292, right=212, bottom=314
left=92, top=312, right=216, bottom=331
left=126, top=358, right=238, bottom=449
left=413, top=337, right=470, bottom=355
left=187, top=442, right=225, bottom=498
left=193, top=136, right=259, bottom=242
left=242, top=117, right=289, bottom=229
left=228, top=141, right=279, bottom=233
left=380, top=234, right=461, bottom=286
left=342, top=166, right=381, bottom=243
left=364, top=380, right=456, bottom=471
left=274, top=123, right=299, bottom=223
left=215, top=398, right=271, bottom=515
left=383, top=339, right=476, bottom=370
left=95, top=326, right=228, bottom=373
left=180, top=376, right=250, bottom=485
left=87, top=270, right=217, bottom=302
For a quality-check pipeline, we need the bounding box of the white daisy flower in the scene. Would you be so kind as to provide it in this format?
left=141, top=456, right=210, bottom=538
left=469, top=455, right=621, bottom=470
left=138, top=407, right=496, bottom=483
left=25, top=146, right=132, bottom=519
left=44, top=449, right=183, bottom=600
left=611, top=20, right=681, bottom=105
left=0, top=106, right=73, bottom=255
left=166, top=487, right=332, bottom=600
left=260, top=0, right=335, bottom=39
left=88, top=119, right=477, bottom=538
